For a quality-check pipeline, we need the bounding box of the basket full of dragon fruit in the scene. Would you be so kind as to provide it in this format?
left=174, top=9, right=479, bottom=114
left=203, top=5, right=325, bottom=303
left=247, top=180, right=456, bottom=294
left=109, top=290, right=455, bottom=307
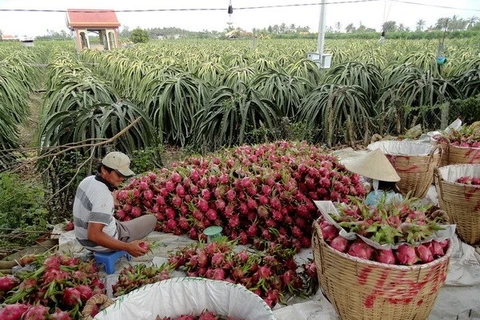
left=367, top=140, right=441, bottom=198
left=312, top=196, right=454, bottom=320
left=433, top=123, right=480, bottom=165
left=93, top=278, right=275, bottom=320
left=435, top=164, right=480, bottom=245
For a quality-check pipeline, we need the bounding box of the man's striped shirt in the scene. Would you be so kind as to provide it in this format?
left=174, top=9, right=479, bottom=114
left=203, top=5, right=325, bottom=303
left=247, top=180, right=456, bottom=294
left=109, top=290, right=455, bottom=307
left=73, top=175, right=118, bottom=252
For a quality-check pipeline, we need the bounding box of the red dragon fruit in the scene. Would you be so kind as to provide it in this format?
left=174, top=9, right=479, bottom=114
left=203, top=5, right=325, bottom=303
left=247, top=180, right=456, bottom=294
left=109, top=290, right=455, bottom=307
left=321, top=224, right=339, bottom=242
left=376, top=249, right=396, bottom=264
left=0, top=303, right=29, bottom=320
left=329, top=236, right=349, bottom=253
left=50, top=309, right=73, bottom=320
left=23, top=305, right=49, bottom=320
left=347, top=240, right=374, bottom=260
left=62, top=287, right=81, bottom=306
left=0, top=275, right=19, bottom=292
left=396, top=244, right=419, bottom=265
left=416, top=244, right=434, bottom=263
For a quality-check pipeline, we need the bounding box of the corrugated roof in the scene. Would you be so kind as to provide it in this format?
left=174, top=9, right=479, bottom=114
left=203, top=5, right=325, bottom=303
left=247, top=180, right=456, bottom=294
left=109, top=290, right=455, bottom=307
left=66, top=9, right=120, bottom=29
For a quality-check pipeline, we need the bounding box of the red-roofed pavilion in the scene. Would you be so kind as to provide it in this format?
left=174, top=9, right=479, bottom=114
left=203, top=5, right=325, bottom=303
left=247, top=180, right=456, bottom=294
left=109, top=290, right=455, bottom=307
left=66, top=9, right=120, bottom=51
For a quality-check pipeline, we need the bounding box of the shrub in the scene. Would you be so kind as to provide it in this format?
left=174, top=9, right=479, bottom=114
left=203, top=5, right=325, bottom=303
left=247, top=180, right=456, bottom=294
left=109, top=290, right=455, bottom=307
left=449, top=94, right=480, bottom=124
left=0, top=172, right=49, bottom=248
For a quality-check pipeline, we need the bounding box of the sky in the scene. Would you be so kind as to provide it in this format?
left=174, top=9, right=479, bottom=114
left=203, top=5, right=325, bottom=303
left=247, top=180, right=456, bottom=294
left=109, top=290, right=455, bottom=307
left=0, top=0, right=479, bottom=37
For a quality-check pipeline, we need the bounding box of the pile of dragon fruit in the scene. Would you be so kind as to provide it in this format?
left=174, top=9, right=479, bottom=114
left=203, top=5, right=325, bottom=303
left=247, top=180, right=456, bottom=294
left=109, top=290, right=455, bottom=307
left=166, top=239, right=317, bottom=307
left=116, top=141, right=366, bottom=251
left=319, top=196, right=450, bottom=265
left=0, top=254, right=105, bottom=320
left=112, top=263, right=171, bottom=297
left=434, top=123, right=480, bottom=148
left=456, top=176, right=480, bottom=185
left=156, top=311, right=241, bottom=320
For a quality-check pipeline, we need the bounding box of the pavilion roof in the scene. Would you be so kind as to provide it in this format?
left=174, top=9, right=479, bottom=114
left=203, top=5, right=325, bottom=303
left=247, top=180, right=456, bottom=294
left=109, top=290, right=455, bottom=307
left=66, top=9, right=120, bottom=29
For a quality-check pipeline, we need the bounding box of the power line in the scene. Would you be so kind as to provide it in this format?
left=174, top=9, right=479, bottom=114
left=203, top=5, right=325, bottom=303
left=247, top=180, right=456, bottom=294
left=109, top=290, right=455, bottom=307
left=390, top=0, right=480, bottom=12
left=0, top=0, right=381, bottom=13
left=0, top=0, right=477, bottom=13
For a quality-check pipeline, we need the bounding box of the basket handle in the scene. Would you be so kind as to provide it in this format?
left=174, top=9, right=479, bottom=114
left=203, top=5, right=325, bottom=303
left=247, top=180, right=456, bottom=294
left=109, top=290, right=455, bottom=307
left=427, top=144, right=441, bottom=168
left=81, top=294, right=114, bottom=320
left=433, top=167, right=445, bottom=203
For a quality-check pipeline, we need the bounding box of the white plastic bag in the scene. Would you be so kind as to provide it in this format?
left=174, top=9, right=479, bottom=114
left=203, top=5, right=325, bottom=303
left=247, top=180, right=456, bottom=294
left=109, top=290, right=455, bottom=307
left=94, top=277, right=276, bottom=320
left=314, top=200, right=456, bottom=250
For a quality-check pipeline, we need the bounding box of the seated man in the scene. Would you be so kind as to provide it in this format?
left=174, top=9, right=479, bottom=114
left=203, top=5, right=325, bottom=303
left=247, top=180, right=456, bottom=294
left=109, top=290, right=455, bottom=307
left=73, top=151, right=156, bottom=257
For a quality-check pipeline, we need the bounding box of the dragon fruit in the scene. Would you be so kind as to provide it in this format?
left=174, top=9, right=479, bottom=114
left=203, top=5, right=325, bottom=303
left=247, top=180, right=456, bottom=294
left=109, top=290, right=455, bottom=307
left=347, top=240, right=374, bottom=260
left=376, top=249, right=396, bottom=264
left=416, top=244, right=434, bottom=263
left=330, top=236, right=349, bottom=253
left=396, top=245, right=419, bottom=265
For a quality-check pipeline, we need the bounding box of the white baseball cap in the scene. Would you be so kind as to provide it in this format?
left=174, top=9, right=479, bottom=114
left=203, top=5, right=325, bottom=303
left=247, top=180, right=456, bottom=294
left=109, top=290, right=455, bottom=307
left=101, top=152, right=135, bottom=177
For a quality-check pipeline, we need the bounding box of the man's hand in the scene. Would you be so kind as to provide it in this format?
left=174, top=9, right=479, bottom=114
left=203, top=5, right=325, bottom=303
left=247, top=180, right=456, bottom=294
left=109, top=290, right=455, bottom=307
left=126, top=240, right=149, bottom=257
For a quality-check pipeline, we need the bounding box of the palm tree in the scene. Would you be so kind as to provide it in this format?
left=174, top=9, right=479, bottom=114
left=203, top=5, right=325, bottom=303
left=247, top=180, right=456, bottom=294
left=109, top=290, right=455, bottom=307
left=416, top=19, right=426, bottom=32
left=467, top=16, right=479, bottom=29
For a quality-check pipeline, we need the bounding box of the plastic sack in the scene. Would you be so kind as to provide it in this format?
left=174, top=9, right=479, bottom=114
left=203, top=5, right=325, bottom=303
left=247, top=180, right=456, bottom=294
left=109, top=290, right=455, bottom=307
left=437, top=164, right=480, bottom=184
left=94, top=277, right=276, bottom=320
left=367, top=140, right=438, bottom=156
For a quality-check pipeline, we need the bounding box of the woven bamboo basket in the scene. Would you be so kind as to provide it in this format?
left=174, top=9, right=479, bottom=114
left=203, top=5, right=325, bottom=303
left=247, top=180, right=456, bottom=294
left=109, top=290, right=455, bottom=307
left=447, top=144, right=480, bottom=165
left=312, top=222, right=452, bottom=320
left=435, top=164, right=480, bottom=245
left=81, top=294, right=114, bottom=320
left=368, top=141, right=441, bottom=198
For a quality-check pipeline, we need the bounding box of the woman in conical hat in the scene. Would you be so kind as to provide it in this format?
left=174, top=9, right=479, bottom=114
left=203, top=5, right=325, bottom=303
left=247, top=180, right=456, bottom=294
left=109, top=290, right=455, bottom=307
left=343, top=149, right=403, bottom=206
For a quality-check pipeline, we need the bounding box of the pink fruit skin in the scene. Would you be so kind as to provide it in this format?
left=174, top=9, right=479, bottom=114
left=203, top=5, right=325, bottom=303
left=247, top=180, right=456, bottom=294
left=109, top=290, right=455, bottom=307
left=416, top=244, right=434, bottom=263
left=429, top=241, right=445, bottom=257
left=396, top=244, right=419, bottom=265
left=347, top=240, right=374, bottom=260
left=23, top=305, right=49, bottom=320
left=376, top=249, right=396, bottom=264
left=0, top=275, right=18, bottom=292
left=0, top=303, right=29, bottom=320
left=321, top=225, right=339, bottom=242
left=330, top=236, right=349, bottom=253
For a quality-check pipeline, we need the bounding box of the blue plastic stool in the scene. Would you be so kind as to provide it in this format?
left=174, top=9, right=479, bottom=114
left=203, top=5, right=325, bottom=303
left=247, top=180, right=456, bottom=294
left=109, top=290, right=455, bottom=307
left=94, top=250, right=131, bottom=274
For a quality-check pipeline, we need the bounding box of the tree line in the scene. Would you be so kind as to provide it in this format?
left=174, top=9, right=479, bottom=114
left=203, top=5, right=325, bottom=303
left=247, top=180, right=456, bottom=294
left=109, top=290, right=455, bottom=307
left=6, top=15, right=478, bottom=42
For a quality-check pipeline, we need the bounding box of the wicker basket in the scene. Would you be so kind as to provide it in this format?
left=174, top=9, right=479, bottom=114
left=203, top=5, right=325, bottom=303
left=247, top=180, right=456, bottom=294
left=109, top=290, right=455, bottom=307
left=368, top=141, right=441, bottom=198
left=312, top=222, right=451, bottom=320
left=447, top=144, right=480, bottom=165
left=81, top=294, right=114, bottom=320
left=435, top=164, right=480, bottom=245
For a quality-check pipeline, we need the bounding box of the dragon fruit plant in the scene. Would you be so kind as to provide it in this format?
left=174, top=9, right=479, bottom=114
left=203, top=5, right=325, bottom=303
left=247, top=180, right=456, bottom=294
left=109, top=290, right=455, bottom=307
left=320, top=195, right=450, bottom=265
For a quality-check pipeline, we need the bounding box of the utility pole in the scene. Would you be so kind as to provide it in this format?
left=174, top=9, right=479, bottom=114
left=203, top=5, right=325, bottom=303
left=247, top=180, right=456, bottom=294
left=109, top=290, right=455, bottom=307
left=307, top=0, right=331, bottom=68
left=317, top=0, right=327, bottom=57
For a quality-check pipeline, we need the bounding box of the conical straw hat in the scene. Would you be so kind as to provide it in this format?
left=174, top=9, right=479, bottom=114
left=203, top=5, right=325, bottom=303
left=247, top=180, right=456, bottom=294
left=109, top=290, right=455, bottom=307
left=344, top=149, right=400, bottom=182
